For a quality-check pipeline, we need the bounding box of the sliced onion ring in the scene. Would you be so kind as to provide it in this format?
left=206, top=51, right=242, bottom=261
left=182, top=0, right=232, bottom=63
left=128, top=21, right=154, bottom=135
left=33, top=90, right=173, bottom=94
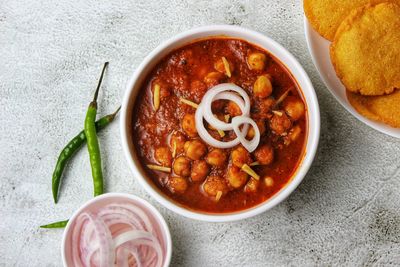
left=203, top=91, right=248, bottom=131
left=201, top=83, right=250, bottom=131
left=116, top=247, right=129, bottom=267
left=195, top=83, right=260, bottom=152
left=232, top=116, right=260, bottom=152
left=195, top=104, right=246, bottom=148
left=114, top=230, right=163, bottom=267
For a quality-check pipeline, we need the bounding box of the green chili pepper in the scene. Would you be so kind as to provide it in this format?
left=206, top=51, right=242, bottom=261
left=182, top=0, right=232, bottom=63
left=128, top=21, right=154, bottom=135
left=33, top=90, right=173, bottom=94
left=40, top=219, right=69, bottom=228
left=52, top=106, right=120, bottom=203
left=85, top=62, right=108, bottom=197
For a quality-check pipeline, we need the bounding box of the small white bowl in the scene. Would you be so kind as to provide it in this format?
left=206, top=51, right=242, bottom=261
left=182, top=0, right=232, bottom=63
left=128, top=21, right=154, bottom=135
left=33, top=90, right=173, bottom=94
left=120, top=25, right=320, bottom=222
left=61, top=193, right=172, bottom=267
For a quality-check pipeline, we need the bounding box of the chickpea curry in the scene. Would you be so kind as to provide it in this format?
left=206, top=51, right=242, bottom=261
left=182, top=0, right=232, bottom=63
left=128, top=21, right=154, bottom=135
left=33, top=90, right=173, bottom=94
left=132, top=38, right=307, bottom=213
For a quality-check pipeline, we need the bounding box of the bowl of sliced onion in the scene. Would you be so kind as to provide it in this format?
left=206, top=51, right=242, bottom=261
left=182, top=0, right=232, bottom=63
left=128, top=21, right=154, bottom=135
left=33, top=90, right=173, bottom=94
left=61, top=193, right=172, bottom=267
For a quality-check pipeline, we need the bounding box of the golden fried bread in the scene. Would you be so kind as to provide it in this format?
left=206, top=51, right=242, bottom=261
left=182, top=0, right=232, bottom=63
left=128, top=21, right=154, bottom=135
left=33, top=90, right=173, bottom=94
left=330, top=2, right=400, bottom=95
left=347, top=89, right=400, bottom=128
left=304, top=0, right=400, bottom=41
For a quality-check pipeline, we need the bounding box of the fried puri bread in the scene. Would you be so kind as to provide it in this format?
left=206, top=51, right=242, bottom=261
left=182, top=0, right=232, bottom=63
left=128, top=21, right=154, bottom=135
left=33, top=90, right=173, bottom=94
left=347, top=89, right=400, bottom=128
left=304, top=0, right=400, bottom=41
left=305, top=0, right=364, bottom=41
left=330, top=2, right=400, bottom=96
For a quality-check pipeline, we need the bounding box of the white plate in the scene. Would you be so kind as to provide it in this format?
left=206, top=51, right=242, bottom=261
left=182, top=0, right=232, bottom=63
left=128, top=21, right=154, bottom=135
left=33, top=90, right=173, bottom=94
left=304, top=18, right=400, bottom=138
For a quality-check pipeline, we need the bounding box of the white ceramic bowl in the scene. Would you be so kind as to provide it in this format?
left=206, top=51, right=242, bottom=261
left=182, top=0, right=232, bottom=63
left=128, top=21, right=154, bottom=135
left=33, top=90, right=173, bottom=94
left=61, top=193, right=172, bottom=267
left=120, top=25, right=320, bottom=222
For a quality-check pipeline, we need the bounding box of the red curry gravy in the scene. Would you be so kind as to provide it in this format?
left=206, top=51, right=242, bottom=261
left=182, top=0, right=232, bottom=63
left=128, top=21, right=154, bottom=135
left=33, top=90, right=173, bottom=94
left=132, top=38, right=307, bottom=213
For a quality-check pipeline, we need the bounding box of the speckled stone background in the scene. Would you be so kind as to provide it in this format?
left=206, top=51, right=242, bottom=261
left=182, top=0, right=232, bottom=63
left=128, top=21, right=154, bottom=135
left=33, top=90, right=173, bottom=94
left=1, top=0, right=400, bottom=266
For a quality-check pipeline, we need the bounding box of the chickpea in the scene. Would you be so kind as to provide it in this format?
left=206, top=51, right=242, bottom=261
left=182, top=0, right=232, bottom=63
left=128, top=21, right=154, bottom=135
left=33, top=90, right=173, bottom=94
left=259, top=97, right=276, bottom=115
left=254, top=144, right=274, bottom=165
left=253, top=75, right=273, bottom=98
left=184, top=139, right=207, bottom=160
left=264, top=176, right=274, bottom=187
left=182, top=113, right=197, bottom=137
left=227, top=165, right=248, bottom=188
left=170, top=131, right=187, bottom=154
left=205, top=149, right=227, bottom=167
left=226, top=101, right=242, bottom=117
left=246, top=120, right=266, bottom=139
left=284, top=125, right=302, bottom=145
left=246, top=127, right=256, bottom=139
left=231, top=146, right=252, bottom=168
left=173, top=156, right=191, bottom=177
left=283, top=96, right=305, bottom=121
left=167, top=176, right=188, bottom=194
left=191, top=160, right=210, bottom=182
left=214, top=59, right=224, bottom=73
left=204, top=71, right=224, bottom=87
left=288, top=125, right=302, bottom=142
left=244, top=177, right=260, bottom=193
left=214, top=57, right=234, bottom=76
left=154, top=146, right=172, bottom=166
left=269, top=111, right=292, bottom=135
left=247, top=52, right=266, bottom=71
left=203, top=176, right=228, bottom=197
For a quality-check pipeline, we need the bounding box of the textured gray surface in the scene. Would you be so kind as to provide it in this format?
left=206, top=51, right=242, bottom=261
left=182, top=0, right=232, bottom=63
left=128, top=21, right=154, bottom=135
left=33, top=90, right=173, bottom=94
left=1, top=0, right=400, bottom=266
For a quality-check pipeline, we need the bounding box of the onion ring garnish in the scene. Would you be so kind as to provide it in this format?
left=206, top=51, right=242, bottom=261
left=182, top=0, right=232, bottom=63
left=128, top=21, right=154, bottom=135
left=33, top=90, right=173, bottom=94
left=195, top=107, right=246, bottom=148
left=195, top=83, right=260, bottom=152
left=202, top=84, right=250, bottom=131
left=231, top=116, right=260, bottom=152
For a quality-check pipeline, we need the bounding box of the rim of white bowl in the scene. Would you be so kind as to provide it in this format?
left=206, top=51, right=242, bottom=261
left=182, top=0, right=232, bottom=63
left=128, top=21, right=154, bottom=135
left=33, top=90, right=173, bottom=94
left=61, top=193, right=172, bottom=267
left=120, top=25, right=320, bottom=222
